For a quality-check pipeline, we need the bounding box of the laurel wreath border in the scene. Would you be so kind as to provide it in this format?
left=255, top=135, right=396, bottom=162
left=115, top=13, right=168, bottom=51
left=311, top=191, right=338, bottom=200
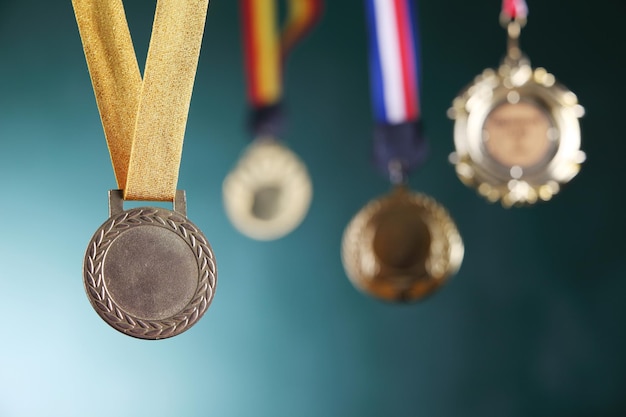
left=83, top=208, right=217, bottom=340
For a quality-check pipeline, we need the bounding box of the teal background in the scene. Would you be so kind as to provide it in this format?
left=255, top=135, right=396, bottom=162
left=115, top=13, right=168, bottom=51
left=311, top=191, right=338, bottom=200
left=0, top=1, right=625, bottom=416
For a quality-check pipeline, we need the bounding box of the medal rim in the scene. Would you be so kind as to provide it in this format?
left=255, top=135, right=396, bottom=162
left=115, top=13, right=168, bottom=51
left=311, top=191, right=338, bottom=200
left=450, top=60, right=584, bottom=206
left=341, top=188, right=464, bottom=303
left=83, top=206, right=217, bottom=340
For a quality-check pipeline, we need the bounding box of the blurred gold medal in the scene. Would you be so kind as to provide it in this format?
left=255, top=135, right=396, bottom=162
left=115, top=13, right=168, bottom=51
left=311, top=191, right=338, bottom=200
left=449, top=16, right=585, bottom=207
left=342, top=186, right=463, bottom=302
left=223, top=138, right=312, bottom=240
left=345, top=0, right=463, bottom=301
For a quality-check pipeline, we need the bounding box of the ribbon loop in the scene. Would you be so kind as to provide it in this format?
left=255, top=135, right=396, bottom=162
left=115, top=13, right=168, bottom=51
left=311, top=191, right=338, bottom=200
left=72, top=0, right=209, bottom=201
left=281, top=0, right=324, bottom=61
left=125, top=0, right=209, bottom=201
left=241, top=0, right=323, bottom=137
left=366, top=0, right=426, bottom=179
left=367, top=0, right=420, bottom=125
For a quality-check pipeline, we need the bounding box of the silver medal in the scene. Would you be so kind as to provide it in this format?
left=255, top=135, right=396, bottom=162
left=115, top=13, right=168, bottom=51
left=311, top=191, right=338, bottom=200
left=83, top=190, right=217, bottom=340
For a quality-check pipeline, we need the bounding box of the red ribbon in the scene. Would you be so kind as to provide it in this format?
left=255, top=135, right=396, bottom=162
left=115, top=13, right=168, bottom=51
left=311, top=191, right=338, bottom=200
left=502, top=0, right=528, bottom=20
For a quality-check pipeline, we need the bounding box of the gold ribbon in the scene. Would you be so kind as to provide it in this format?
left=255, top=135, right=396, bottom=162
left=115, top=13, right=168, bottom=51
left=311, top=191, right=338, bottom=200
left=72, top=0, right=209, bottom=201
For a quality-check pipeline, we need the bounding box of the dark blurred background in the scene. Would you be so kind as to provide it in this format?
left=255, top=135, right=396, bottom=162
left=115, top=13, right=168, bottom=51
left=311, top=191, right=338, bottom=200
left=0, top=1, right=624, bottom=416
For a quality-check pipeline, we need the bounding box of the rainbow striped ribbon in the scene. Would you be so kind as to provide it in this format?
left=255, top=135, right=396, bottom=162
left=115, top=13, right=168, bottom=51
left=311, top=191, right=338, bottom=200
left=366, top=0, right=420, bottom=125
left=241, top=0, right=322, bottom=117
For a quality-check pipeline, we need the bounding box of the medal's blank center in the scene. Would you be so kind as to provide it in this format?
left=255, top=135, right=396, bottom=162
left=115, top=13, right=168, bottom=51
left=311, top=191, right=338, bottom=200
left=483, top=102, right=552, bottom=167
left=372, top=206, right=431, bottom=269
left=103, top=226, right=198, bottom=320
left=252, top=185, right=281, bottom=220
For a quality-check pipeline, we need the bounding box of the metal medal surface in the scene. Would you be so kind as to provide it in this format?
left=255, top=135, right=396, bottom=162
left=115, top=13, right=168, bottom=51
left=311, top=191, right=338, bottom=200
left=342, top=187, right=464, bottom=302
left=83, top=190, right=217, bottom=340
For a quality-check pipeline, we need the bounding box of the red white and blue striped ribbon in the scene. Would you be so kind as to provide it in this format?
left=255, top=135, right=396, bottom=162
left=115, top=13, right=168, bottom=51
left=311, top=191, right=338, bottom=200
left=366, top=0, right=420, bottom=125
left=502, top=0, right=528, bottom=20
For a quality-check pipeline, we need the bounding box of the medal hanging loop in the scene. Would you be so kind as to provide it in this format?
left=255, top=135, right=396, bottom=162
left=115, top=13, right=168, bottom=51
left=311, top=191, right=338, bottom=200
left=366, top=0, right=427, bottom=183
left=506, top=22, right=522, bottom=61
left=500, top=0, right=527, bottom=61
left=72, top=0, right=209, bottom=201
